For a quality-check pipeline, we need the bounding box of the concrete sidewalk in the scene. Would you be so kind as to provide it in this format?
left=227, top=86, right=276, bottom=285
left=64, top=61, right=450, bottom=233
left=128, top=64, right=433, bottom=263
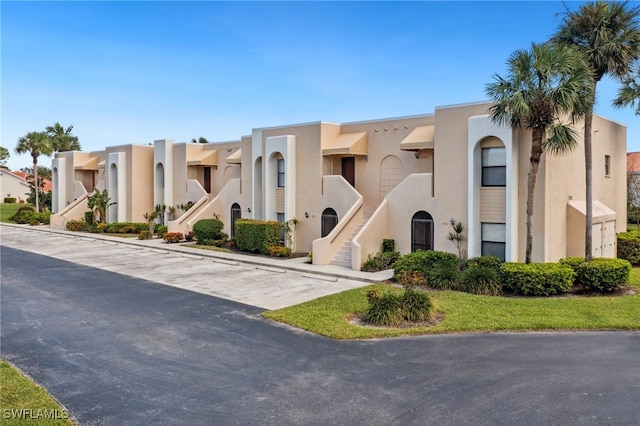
left=0, top=224, right=392, bottom=310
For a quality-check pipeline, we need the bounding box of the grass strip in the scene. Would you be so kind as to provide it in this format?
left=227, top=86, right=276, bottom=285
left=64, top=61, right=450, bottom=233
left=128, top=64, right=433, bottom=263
left=263, top=269, right=640, bottom=339
left=0, top=360, right=75, bottom=425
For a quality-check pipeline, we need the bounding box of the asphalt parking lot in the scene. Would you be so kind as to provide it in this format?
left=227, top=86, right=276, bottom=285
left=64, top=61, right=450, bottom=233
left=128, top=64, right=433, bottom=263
left=1, top=225, right=639, bottom=425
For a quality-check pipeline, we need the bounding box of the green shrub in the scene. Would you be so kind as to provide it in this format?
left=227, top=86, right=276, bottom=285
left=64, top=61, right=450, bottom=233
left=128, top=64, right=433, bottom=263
left=10, top=205, right=35, bottom=224
left=66, top=219, right=89, bottom=232
left=84, top=210, right=95, bottom=225
left=363, top=293, right=404, bottom=326
left=235, top=219, right=280, bottom=254
left=184, top=231, right=195, bottom=242
left=155, top=225, right=168, bottom=236
left=577, top=258, right=631, bottom=293
left=393, top=250, right=458, bottom=285
left=33, top=212, right=51, bottom=225
left=460, top=265, right=502, bottom=295
left=361, top=251, right=400, bottom=272
left=104, top=222, right=148, bottom=234
left=163, top=232, right=183, bottom=243
left=138, top=230, right=153, bottom=240
left=363, top=289, right=434, bottom=326
left=617, top=232, right=640, bottom=265
left=501, top=263, right=574, bottom=296
left=4, top=197, right=16, bottom=203
left=429, top=263, right=462, bottom=290
left=267, top=245, right=292, bottom=257
left=382, top=239, right=395, bottom=253
left=192, top=219, right=225, bottom=243
left=395, top=270, right=426, bottom=289
left=464, top=255, right=504, bottom=272
left=559, top=257, right=586, bottom=284
left=400, top=290, right=434, bottom=322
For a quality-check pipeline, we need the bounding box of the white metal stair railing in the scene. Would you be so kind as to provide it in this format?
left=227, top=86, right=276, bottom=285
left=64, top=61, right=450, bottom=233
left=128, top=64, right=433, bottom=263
left=330, top=205, right=373, bottom=267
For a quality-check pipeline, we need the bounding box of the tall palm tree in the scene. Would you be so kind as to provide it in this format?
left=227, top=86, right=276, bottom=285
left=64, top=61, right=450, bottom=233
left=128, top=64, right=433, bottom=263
left=46, top=122, right=81, bottom=152
left=486, top=43, right=593, bottom=263
left=552, top=1, right=640, bottom=260
left=15, top=131, right=53, bottom=212
left=614, top=64, right=640, bottom=115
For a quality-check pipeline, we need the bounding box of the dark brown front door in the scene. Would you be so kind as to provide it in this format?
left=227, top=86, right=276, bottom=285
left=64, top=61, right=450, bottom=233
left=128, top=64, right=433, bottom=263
left=203, top=167, right=211, bottom=193
left=341, top=157, right=355, bottom=187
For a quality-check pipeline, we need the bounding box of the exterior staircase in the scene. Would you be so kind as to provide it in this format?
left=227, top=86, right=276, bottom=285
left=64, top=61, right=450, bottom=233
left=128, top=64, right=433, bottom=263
left=330, top=205, right=373, bottom=268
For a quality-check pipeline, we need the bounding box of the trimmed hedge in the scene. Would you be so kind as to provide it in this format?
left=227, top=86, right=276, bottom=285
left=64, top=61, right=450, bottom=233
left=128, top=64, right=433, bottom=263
left=617, top=232, right=640, bottom=265
left=192, top=219, right=224, bottom=243
left=577, top=258, right=631, bottom=293
left=4, top=197, right=16, bottom=203
left=501, top=263, right=574, bottom=296
left=104, top=222, right=147, bottom=234
left=235, top=219, right=280, bottom=254
left=460, top=265, right=502, bottom=295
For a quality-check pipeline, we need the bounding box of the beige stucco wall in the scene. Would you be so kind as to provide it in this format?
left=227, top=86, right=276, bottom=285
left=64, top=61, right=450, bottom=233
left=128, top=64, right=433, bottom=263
left=48, top=101, right=627, bottom=268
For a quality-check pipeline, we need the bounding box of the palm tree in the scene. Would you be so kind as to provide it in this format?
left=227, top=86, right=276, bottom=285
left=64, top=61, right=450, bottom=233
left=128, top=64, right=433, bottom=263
left=46, top=122, right=81, bottom=152
left=486, top=43, right=593, bottom=263
left=614, top=64, right=640, bottom=114
left=552, top=1, right=640, bottom=260
left=15, top=131, right=53, bottom=212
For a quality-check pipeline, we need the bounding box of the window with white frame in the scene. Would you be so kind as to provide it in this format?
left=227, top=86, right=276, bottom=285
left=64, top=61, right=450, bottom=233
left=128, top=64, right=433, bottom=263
left=277, top=158, right=285, bottom=187
left=481, top=222, right=506, bottom=260
left=482, top=147, right=506, bottom=187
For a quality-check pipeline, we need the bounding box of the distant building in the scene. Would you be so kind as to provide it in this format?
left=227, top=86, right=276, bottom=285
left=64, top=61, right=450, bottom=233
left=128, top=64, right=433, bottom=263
left=0, top=169, right=31, bottom=201
left=51, top=101, right=627, bottom=268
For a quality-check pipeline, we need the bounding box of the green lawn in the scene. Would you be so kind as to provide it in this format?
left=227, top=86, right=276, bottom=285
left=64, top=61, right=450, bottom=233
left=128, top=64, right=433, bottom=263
left=0, top=361, right=75, bottom=425
left=0, top=203, right=31, bottom=223
left=262, top=269, right=640, bottom=339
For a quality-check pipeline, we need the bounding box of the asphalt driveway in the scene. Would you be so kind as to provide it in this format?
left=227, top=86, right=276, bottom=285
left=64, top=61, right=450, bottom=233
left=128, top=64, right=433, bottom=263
left=2, top=246, right=639, bottom=425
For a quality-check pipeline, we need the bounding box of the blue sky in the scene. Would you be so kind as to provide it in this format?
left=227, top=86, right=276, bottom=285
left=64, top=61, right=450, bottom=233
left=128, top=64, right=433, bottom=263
left=2, top=1, right=639, bottom=171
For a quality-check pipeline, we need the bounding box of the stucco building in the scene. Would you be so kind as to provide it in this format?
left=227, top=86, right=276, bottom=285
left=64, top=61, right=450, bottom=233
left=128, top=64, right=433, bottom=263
left=50, top=101, right=627, bottom=269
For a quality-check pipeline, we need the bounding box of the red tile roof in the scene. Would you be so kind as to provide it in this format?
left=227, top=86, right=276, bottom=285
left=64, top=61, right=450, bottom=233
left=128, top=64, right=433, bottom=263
left=628, top=152, right=640, bottom=172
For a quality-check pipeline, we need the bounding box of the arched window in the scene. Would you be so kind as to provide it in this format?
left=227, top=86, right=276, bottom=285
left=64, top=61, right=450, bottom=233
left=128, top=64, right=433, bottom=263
left=321, top=208, right=338, bottom=237
left=230, top=203, right=241, bottom=238
left=412, top=211, right=433, bottom=252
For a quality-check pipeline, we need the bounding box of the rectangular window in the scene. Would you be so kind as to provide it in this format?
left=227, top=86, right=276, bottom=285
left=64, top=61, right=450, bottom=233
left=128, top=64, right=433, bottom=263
left=277, top=159, right=285, bottom=187
left=482, top=147, right=506, bottom=187
left=605, top=155, right=610, bottom=177
left=481, top=222, right=506, bottom=260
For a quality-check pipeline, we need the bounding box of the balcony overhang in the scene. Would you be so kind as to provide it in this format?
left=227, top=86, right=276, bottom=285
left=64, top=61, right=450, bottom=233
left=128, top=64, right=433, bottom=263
left=187, top=149, right=218, bottom=167
left=74, top=157, right=100, bottom=171
left=322, top=131, right=368, bottom=156
left=568, top=200, right=617, bottom=222
left=226, top=149, right=242, bottom=164
left=400, top=125, right=434, bottom=151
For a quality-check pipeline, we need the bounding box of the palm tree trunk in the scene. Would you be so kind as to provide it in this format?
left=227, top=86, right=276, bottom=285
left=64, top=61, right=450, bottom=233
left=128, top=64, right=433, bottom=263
left=526, top=130, right=544, bottom=264
left=33, top=156, right=39, bottom=213
left=584, top=104, right=594, bottom=261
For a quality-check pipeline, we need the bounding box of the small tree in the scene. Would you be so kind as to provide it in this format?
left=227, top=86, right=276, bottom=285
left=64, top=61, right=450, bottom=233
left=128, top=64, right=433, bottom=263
left=447, top=221, right=466, bottom=262
left=0, top=146, right=9, bottom=168
left=87, top=189, right=116, bottom=224
left=15, top=131, right=53, bottom=212
left=283, top=218, right=300, bottom=252
left=143, top=211, right=158, bottom=233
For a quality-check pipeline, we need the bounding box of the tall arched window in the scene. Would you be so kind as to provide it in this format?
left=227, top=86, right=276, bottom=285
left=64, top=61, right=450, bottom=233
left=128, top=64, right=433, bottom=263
left=321, top=208, right=338, bottom=237
left=412, top=211, right=433, bottom=252
left=230, top=203, right=241, bottom=238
